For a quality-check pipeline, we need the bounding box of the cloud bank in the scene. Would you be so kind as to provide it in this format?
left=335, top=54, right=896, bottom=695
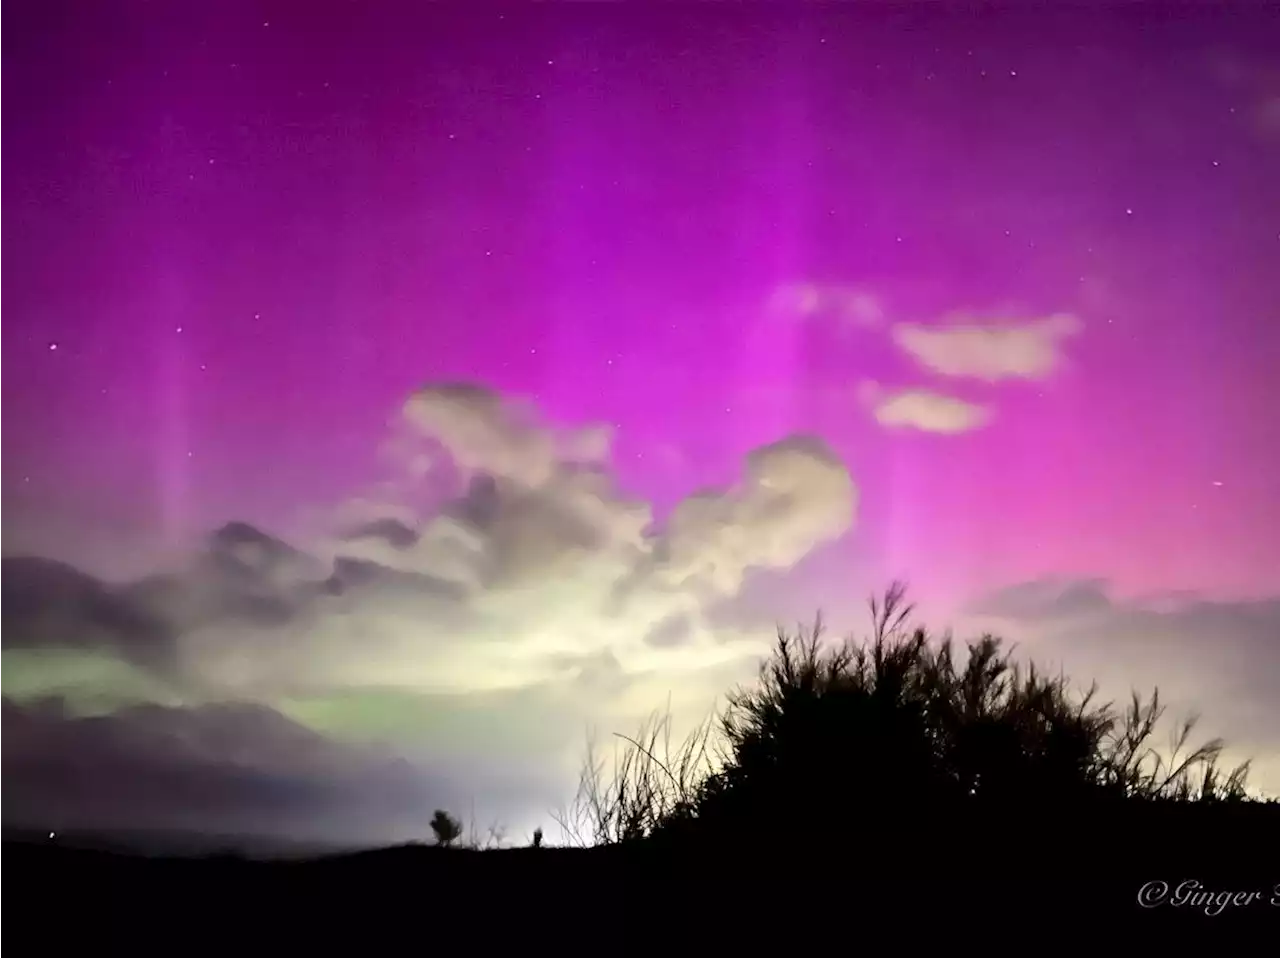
left=3, top=382, right=857, bottom=843
left=963, top=578, right=1280, bottom=795
left=2, top=698, right=433, bottom=844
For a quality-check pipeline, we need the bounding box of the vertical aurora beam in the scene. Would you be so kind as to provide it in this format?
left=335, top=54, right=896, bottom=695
left=732, top=25, right=816, bottom=450
left=882, top=424, right=920, bottom=594
left=145, top=113, right=194, bottom=551
left=155, top=267, right=191, bottom=549
left=540, top=40, right=603, bottom=432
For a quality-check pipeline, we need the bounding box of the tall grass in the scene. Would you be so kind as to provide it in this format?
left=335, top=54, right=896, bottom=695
left=552, top=704, right=719, bottom=847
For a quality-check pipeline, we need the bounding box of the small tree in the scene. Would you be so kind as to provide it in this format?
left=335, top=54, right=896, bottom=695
left=429, top=809, right=462, bottom=847
left=531, top=827, right=543, bottom=848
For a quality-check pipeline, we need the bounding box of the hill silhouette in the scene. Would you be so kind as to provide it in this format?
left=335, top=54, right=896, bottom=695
left=6, top=585, right=1278, bottom=946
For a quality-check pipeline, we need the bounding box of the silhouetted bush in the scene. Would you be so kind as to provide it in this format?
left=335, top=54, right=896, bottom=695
left=562, top=582, right=1255, bottom=851
left=429, top=809, right=462, bottom=847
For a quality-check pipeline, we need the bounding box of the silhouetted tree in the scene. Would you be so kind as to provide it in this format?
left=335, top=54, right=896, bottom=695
left=565, top=582, right=1255, bottom=850
left=531, top=827, right=543, bottom=849
left=429, top=809, right=462, bottom=847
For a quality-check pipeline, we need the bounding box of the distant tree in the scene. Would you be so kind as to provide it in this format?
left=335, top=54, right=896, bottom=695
left=429, top=809, right=463, bottom=847
left=531, top=827, right=543, bottom=849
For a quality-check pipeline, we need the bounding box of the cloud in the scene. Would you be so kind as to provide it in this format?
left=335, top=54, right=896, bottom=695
left=768, top=284, right=1082, bottom=439
left=892, top=312, right=1082, bottom=382
left=767, top=283, right=1083, bottom=389
left=1206, top=50, right=1280, bottom=140
left=637, top=435, right=855, bottom=597
left=398, top=382, right=614, bottom=487
left=1, top=557, right=176, bottom=671
left=768, top=282, right=884, bottom=328
left=968, top=577, right=1112, bottom=620
left=644, top=613, right=697, bottom=648
left=4, top=382, right=858, bottom=838
left=962, top=578, right=1280, bottom=796
left=361, top=383, right=854, bottom=606
left=859, top=382, right=992, bottom=435
left=0, top=697, right=449, bottom=845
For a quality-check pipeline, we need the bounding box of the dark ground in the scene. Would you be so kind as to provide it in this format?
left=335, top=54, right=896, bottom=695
left=7, top=802, right=1278, bottom=947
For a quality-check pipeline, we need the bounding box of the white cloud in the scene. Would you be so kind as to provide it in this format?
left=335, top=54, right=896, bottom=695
left=769, top=282, right=884, bottom=328
left=860, top=382, right=992, bottom=435
left=892, top=312, right=1082, bottom=382
left=400, top=383, right=562, bottom=486
left=767, top=285, right=1083, bottom=387
left=99, top=383, right=859, bottom=815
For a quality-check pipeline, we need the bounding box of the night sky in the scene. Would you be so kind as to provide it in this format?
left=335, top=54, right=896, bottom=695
left=4, top=2, right=1280, bottom=845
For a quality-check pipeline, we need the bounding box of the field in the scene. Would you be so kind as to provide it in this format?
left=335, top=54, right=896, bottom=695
left=8, top=800, right=1277, bottom=947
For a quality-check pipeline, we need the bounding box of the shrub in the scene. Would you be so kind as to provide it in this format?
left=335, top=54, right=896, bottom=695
left=565, top=582, right=1254, bottom=849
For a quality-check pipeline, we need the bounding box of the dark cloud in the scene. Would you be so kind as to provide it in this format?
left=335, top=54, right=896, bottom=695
left=967, top=577, right=1112, bottom=620
left=964, top=578, right=1280, bottom=792
left=645, top=613, right=696, bottom=648
left=1, top=557, right=175, bottom=670
left=1, top=697, right=440, bottom=846
left=323, top=556, right=466, bottom=601
left=114, top=523, right=337, bottom=637
left=443, top=473, right=503, bottom=533
left=340, top=517, right=421, bottom=550
left=2, top=522, right=466, bottom=668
